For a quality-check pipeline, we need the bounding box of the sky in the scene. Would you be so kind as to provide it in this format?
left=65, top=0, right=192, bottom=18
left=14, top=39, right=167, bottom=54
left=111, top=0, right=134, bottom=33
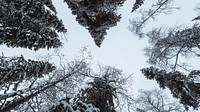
left=1, top=0, right=200, bottom=98
left=49, top=0, right=200, bottom=95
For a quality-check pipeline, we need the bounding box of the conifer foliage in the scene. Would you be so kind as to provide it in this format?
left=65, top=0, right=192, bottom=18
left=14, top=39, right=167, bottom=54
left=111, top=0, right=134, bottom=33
left=0, top=55, right=55, bottom=88
left=76, top=77, right=116, bottom=112
left=64, top=0, right=126, bottom=47
left=74, top=66, right=131, bottom=112
left=77, top=77, right=116, bottom=112
left=141, top=67, right=200, bottom=110
left=131, top=0, right=145, bottom=12
left=0, top=0, right=67, bottom=50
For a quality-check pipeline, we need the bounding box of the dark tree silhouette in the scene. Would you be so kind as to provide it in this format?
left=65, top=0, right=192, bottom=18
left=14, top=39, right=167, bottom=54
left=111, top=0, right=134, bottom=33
left=0, top=55, right=55, bottom=89
left=0, top=0, right=67, bottom=50
left=73, top=65, right=134, bottom=112
left=131, top=0, right=145, bottom=12
left=77, top=77, right=116, bottom=112
left=64, top=0, right=126, bottom=47
left=141, top=67, right=200, bottom=110
left=0, top=60, right=89, bottom=112
left=130, top=1, right=200, bottom=110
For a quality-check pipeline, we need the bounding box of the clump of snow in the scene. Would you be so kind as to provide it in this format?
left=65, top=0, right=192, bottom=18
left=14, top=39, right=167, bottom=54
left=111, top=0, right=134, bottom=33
left=41, top=100, right=99, bottom=112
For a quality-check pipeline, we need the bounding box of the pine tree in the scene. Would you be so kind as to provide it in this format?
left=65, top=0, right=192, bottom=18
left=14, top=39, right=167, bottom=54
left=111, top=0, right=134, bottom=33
left=0, top=55, right=55, bottom=88
left=131, top=0, right=145, bottom=12
left=141, top=67, right=200, bottom=110
left=0, top=0, right=67, bottom=50
left=131, top=1, right=200, bottom=110
left=74, top=65, right=135, bottom=112
left=0, top=60, right=89, bottom=112
left=64, top=0, right=126, bottom=47
left=76, top=77, right=116, bottom=112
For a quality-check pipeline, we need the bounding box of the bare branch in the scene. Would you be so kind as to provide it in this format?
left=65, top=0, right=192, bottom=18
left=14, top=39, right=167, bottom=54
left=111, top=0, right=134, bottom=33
left=129, top=0, right=179, bottom=38
left=173, top=43, right=186, bottom=72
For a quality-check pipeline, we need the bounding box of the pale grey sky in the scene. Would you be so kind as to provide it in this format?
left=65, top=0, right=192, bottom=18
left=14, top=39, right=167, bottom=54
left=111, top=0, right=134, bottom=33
left=50, top=0, right=199, bottom=95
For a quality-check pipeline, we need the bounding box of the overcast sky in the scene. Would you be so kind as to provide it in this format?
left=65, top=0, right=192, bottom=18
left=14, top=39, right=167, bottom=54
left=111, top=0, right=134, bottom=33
left=50, top=0, right=199, bottom=95
left=1, top=0, right=200, bottom=96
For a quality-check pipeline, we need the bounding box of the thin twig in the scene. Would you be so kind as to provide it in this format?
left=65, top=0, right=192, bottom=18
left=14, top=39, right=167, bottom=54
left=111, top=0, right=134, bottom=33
left=173, top=43, right=185, bottom=72
left=138, top=0, right=170, bottom=28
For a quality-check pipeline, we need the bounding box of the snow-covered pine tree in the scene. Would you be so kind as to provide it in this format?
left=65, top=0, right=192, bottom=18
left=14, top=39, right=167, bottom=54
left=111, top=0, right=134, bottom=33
left=0, top=0, right=67, bottom=50
left=73, top=65, right=135, bottom=112
left=64, top=0, right=126, bottom=47
left=141, top=67, right=200, bottom=110
left=75, top=77, right=116, bottom=112
left=131, top=0, right=145, bottom=12
left=0, top=55, right=55, bottom=88
left=0, top=59, right=89, bottom=112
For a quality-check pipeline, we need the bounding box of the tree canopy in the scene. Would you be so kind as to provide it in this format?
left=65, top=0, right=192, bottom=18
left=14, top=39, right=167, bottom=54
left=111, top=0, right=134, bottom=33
left=0, top=0, right=67, bottom=50
left=64, top=0, right=126, bottom=47
left=1, top=0, right=200, bottom=111
left=129, top=0, right=200, bottom=110
left=141, top=67, right=200, bottom=110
